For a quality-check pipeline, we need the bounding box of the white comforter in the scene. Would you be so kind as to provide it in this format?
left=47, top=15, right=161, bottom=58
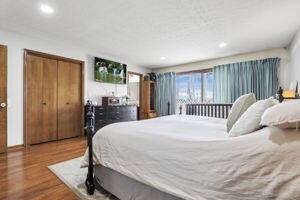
left=82, top=115, right=300, bottom=200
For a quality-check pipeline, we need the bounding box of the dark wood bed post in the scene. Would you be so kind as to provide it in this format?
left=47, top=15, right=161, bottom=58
left=85, top=100, right=95, bottom=195
left=179, top=105, right=182, bottom=115
left=168, top=101, right=170, bottom=115
left=277, top=87, right=284, bottom=103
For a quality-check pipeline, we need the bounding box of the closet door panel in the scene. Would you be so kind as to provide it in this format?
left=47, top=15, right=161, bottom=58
left=26, top=55, right=43, bottom=144
left=25, top=56, right=43, bottom=144
left=58, top=61, right=82, bottom=139
left=0, top=45, right=7, bottom=153
left=41, top=58, right=58, bottom=142
left=26, top=55, right=58, bottom=144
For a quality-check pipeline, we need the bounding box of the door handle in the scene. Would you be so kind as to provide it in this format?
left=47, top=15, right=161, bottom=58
left=0, top=102, right=6, bottom=108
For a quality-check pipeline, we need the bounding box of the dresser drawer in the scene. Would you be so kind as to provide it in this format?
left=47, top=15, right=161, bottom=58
left=95, top=112, right=106, bottom=120
left=95, top=106, right=106, bottom=112
left=127, top=108, right=137, bottom=114
left=107, top=106, right=122, bottom=111
left=120, top=116, right=137, bottom=122
left=95, top=118, right=106, bottom=124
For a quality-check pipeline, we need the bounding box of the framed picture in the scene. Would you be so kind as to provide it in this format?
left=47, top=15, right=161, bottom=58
left=95, top=57, right=127, bottom=84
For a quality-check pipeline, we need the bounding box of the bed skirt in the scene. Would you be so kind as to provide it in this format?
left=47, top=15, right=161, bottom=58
left=94, top=165, right=183, bottom=200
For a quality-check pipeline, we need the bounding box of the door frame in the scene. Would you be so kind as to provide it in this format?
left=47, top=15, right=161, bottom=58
left=127, top=71, right=143, bottom=120
left=23, top=49, right=85, bottom=146
left=0, top=44, right=7, bottom=153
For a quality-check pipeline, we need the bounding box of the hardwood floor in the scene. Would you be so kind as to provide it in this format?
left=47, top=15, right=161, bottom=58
left=0, top=137, right=87, bottom=200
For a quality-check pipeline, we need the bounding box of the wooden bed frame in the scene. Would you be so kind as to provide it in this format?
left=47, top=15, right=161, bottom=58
left=185, top=103, right=232, bottom=118
left=85, top=89, right=285, bottom=195
left=84, top=101, right=171, bottom=195
left=85, top=100, right=95, bottom=194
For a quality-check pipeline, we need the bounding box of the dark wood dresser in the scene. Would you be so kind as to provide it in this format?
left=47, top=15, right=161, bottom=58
left=85, top=105, right=138, bottom=133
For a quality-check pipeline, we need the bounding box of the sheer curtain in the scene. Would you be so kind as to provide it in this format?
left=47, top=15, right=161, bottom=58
left=155, top=72, right=176, bottom=116
left=213, top=58, right=280, bottom=103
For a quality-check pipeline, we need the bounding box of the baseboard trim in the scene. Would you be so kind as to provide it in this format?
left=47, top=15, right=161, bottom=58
left=8, top=144, right=25, bottom=152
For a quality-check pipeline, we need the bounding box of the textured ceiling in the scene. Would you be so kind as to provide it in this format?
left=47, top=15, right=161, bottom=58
left=0, top=0, right=299, bottom=68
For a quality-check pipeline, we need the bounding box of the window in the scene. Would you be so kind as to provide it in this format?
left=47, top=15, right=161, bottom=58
left=176, top=70, right=213, bottom=114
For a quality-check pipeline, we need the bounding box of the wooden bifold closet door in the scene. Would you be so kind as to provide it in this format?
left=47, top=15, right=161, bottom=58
left=0, top=45, right=7, bottom=153
left=25, top=55, right=58, bottom=144
left=25, top=50, right=84, bottom=145
left=57, top=61, right=82, bottom=139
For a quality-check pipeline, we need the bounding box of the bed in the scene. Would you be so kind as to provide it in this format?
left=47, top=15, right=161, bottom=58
left=82, top=107, right=300, bottom=200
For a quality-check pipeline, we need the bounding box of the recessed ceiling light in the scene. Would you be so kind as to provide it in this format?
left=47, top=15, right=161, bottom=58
left=219, top=42, right=228, bottom=48
left=160, top=56, right=166, bottom=60
left=40, top=4, right=54, bottom=14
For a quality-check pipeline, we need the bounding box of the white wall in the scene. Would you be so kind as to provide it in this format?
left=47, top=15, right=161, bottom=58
left=289, top=28, right=300, bottom=84
left=153, top=48, right=290, bottom=88
left=0, top=29, right=150, bottom=147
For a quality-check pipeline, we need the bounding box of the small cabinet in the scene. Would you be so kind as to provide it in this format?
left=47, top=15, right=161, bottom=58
left=141, top=80, right=156, bottom=119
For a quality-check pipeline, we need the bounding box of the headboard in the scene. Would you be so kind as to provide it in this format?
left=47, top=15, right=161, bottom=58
left=276, top=86, right=300, bottom=102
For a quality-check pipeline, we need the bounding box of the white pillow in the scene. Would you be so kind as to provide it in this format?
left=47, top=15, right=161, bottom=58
left=229, top=97, right=276, bottom=137
left=226, top=93, right=256, bottom=132
left=261, top=100, right=300, bottom=128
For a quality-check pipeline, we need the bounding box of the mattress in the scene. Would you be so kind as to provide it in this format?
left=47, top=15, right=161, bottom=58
left=82, top=115, right=300, bottom=200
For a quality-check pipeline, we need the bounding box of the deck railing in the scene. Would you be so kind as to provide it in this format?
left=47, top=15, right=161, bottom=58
left=185, top=103, right=232, bottom=119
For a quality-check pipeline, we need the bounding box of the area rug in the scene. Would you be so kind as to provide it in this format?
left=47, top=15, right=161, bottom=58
left=48, top=157, right=118, bottom=200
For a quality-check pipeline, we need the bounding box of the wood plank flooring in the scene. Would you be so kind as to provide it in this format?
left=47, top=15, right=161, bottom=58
left=0, top=137, right=87, bottom=200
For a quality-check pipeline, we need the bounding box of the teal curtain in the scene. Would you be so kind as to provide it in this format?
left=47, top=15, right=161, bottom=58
left=156, top=72, right=176, bottom=116
left=213, top=58, right=280, bottom=103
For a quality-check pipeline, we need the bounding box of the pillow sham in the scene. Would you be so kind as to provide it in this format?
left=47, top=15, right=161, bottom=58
left=226, top=93, right=256, bottom=132
left=261, top=100, right=300, bottom=128
left=229, top=97, right=276, bottom=137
